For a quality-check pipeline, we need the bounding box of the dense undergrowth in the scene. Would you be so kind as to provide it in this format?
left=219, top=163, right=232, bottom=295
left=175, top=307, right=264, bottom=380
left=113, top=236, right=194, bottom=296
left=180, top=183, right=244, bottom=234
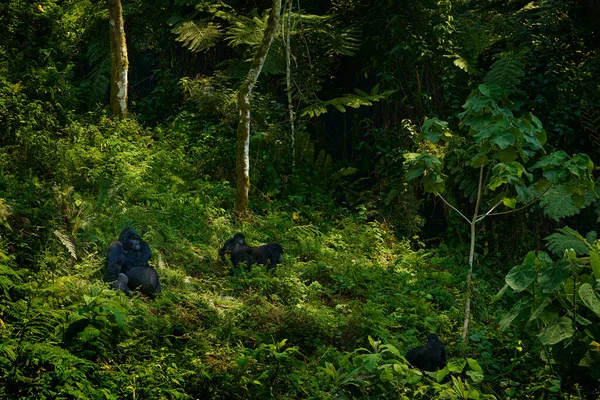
left=1, top=116, right=596, bottom=399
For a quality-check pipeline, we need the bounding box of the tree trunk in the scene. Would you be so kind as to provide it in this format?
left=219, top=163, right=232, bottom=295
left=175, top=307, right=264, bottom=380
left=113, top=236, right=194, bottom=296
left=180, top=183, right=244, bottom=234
left=284, top=0, right=295, bottom=170
left=234, top=0, right=282, bottom=216
left=462, top=164, right=485, bottom=339
left=108, top=0, right=128, bottom=118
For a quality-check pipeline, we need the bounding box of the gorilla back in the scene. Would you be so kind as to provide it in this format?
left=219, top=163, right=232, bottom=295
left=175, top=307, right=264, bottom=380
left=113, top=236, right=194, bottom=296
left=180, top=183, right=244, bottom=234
left=230, top=243, right=283, bottom=270
left=126, top=267, right=161, bottom=297
left=405, top=334, right=447, bottom=371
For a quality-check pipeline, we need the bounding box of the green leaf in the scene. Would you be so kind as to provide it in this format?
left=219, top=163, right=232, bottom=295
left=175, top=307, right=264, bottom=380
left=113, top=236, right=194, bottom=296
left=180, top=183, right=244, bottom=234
left=528, top=296, right=552, bottom=323
left=590, top=251, right=600, bottom=280
left=489, top=130, right=515, bottom=149
left=360, top=353, right=381, bottom=372
left=492, top=283, right=509, bottom=302
left=422, top=118, right=452, bottom=143
left=466, top=358, right=483, bottom=372
left=578, top=283, right=600, bottom=317
left=478, top=84, right=504, bottom=100
left=539, top=187, right=596, bottom=222
left=538, top=261, right=570, bottom=293
left=466, top=370, right=484, bottom=384
left=505, top=252, right=537, bottom=292
left=537, top=317, right=574, bottom=345
left=498, top=146, right=518, bottom=162
left=500, top=298, right=531, bottom=330
left=502, top=197, right=517, bottom=208
left=446, top=358, right=467, bottom=373
left=545, top=226, right=593, bottom=256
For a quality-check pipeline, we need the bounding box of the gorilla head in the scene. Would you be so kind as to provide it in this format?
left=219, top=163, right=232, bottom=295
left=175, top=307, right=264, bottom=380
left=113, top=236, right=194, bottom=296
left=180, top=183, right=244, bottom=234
left=218, top=232, right=246, bottom=262
left=117, top=227, right=151, bottom=271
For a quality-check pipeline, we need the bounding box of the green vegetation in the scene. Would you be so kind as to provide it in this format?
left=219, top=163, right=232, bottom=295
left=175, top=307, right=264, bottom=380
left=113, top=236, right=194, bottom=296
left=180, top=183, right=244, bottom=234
left=1, top=0, right=600, bottom=398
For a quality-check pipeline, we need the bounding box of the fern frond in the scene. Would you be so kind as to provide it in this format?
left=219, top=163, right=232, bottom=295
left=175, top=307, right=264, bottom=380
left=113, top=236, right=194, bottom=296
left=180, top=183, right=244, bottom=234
left=86, top=38, right=111, bottom=105
left=539, top=186, right=595, bottom=221
left=580, top=101, right=600, bottom=153
left=545, top=226, right=595, bottom=256
left=172, top=21, right=222, bottom=53
left=300, top=87, right=394, bottom=117
left=261, top=38, right=286, bottom=75
left=483, top=54, right=525, bottom=92
left=157, top=252, right=166, bottom=269
left=325, top=25, right=361, bottom=56
left=54, top=230, right=77, bottom=260
left=226, top=13, right=268, bottom=47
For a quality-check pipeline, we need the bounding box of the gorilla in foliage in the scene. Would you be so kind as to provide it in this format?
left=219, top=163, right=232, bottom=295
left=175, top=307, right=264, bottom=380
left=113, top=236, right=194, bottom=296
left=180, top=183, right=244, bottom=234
left=218, top=232, right=246, bottom=262
left=104, top=227, right=161, bottom=297
left=230, top=243, right=284, bottom=270
left=219, top=233, right=283, bottom=270
left=405, top=334, right=447, bottom=371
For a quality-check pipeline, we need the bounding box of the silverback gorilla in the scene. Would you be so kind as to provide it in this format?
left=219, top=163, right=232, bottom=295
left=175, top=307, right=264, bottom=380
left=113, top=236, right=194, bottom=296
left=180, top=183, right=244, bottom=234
left=104, top=227, right=161, bottom=297
left=405, top=334, right=447, bottom=371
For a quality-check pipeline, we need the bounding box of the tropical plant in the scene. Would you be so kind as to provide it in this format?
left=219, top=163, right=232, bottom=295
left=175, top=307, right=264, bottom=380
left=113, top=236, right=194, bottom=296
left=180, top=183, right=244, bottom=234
left=405, top=54, right=596, bottom=338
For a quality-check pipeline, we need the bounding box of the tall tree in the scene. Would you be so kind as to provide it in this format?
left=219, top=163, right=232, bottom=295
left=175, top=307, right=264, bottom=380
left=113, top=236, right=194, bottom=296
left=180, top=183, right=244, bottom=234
left=234, top=0, right=282, bottom=216
left=108, top=0, right=128, bottom=118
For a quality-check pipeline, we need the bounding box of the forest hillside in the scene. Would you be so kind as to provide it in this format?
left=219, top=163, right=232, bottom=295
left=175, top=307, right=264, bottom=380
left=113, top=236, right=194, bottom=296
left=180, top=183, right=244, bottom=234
left=1, top=0, right=600, bottom=398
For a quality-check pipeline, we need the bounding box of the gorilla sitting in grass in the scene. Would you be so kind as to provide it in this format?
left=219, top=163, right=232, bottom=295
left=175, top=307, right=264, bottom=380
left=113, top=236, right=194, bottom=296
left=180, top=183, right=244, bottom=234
left=103, top=227, right=161, bottom=297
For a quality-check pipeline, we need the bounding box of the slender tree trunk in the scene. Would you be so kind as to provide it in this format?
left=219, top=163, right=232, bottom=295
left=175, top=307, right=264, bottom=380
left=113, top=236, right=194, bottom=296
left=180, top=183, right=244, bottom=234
left=462, top=164, right=485, bottom=339
left=284, top=0, right=295, bottom=170
left=108, top=0, right=128, bottom=118
left=234, top=0, right=282, bottom=216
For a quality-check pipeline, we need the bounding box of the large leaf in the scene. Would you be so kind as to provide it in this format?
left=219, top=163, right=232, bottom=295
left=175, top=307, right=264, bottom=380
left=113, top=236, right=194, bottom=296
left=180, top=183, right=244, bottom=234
left=591, top=251, right=600, bottom=280
left=538, top=261, right=570, bottom=293
left=528, top=296, right=552, bottom=323
left=578, top=283, right=600, bottom=317
left=500, top=298, right=531, bottom=330
left=505, top=252, right=537, bottom=292
left=537, top=317, right=575, bottom=345
left=422, top=118, right=453, bottom=143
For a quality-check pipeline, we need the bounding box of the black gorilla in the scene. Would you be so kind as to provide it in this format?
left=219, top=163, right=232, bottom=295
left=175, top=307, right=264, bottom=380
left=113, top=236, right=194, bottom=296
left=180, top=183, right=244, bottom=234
left=218, top=232, right=246, bottom=262
left=104, top=227, right=161, bottom=297
left=405, top=334, right=447, bottom=371
left=229, top=243, right=284, bottom=270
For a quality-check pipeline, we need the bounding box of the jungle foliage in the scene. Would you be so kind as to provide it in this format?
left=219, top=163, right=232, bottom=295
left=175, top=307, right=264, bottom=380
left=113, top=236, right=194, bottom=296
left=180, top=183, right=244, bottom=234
left=1, top=0, right=600, bottom=398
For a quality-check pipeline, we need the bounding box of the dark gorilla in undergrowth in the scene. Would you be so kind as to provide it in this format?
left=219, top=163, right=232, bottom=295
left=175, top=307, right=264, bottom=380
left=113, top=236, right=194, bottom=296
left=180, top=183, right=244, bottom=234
left=405, top=334, right=447, bottom=371
left=218, top=232, right=246, bottom=262
left=229, top=243, right=284, bottom=270
left=104, top=227, right=161, bottom=297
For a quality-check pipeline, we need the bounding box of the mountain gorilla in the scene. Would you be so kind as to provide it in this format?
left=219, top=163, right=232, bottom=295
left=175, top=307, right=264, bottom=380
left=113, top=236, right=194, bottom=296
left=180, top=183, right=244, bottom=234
left=405, top=334, right=447, bottom=371
left=104, top=227, right=161, bottom=297
left=218, top=232, right=246, bottom=262
left=229, top=243, right=284, bottom=270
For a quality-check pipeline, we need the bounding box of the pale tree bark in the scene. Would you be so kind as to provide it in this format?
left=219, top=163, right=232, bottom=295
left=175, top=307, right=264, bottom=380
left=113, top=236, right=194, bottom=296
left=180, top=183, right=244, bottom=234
left=108, top=0, right=128, bottom=118
left=284, top=0, right=295, bottom=170
left=234, top=0, right=282, bottom=216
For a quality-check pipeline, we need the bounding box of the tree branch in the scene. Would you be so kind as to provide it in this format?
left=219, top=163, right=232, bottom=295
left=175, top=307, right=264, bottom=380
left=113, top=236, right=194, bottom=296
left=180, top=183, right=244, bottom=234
left=434, top=192, right=471, bottom=224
